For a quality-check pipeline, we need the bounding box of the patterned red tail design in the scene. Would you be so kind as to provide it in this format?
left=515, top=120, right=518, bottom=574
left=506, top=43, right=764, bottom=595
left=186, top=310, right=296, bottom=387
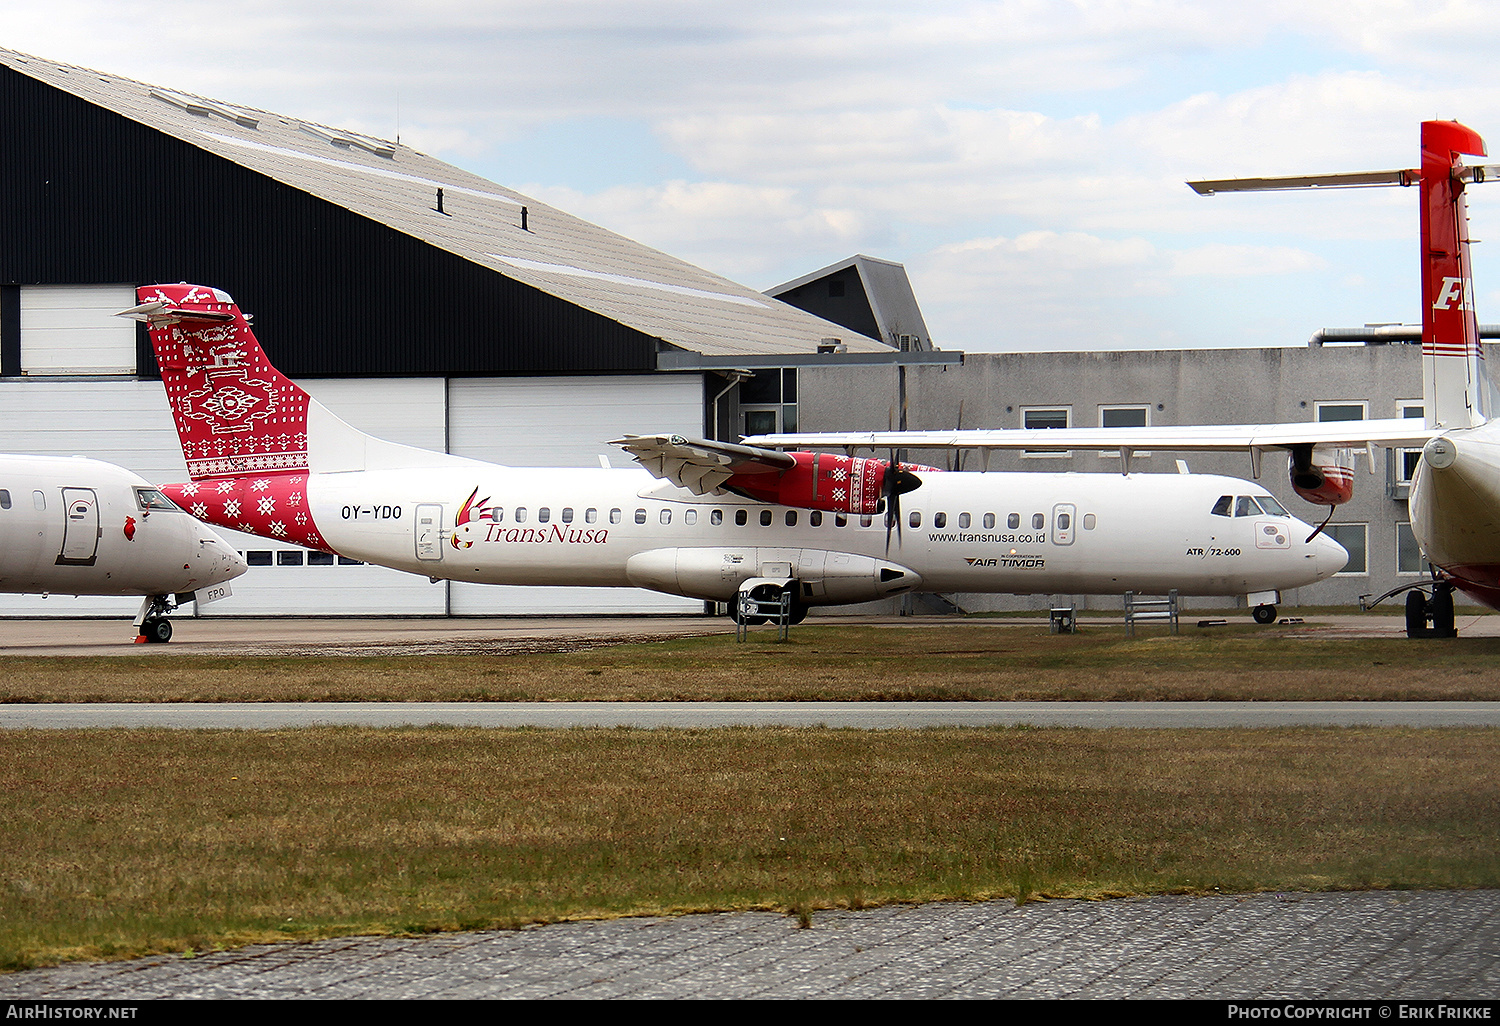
left=133, top=284, right=311, bottom=481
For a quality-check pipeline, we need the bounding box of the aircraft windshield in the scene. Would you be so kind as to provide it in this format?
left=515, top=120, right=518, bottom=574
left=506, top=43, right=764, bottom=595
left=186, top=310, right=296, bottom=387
left=1256, top=495, right=1289, bottom=516
left=134, top=488, right=180, bottom=512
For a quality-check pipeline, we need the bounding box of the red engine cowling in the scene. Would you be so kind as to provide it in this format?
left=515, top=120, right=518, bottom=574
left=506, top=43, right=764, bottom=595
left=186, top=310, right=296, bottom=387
left=725, top=451, right=925, bottom=514
left=1288, top=449, right=1354, bottom=506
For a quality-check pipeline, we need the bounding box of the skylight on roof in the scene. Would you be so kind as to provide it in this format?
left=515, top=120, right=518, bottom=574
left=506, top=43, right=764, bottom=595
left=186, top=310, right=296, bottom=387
left=299, top=123, right=395, bottom=159
left=149, top=88, right=258, bottom=129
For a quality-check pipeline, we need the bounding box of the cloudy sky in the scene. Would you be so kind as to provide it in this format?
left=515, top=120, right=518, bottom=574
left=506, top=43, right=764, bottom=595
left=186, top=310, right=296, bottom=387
left=4, top=1, right=1499, bottom=352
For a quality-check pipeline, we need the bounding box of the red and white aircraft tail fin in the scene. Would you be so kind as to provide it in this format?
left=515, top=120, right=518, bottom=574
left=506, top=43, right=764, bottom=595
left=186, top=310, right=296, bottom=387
left=120, top=284, right=474, bottom=481
left=1190, top=120, right=1498, bottom=431
left=1419, top=121, right=1491, bottom=430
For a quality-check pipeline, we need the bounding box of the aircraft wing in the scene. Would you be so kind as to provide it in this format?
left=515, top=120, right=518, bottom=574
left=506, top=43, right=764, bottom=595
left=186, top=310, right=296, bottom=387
left=746, top=419, right=1439, bottom=454
left=610, top=434, right=796, bottom=495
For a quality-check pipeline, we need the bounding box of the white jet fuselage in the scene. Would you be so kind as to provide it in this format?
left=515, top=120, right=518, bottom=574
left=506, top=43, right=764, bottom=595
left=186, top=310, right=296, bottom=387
left=0, top=455, right=245, bottom=596
left=306, top=465, right=1345, bottom=602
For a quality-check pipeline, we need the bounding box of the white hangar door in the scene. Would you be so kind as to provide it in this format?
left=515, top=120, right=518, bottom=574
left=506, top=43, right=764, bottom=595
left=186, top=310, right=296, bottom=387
left=447, top=375, right=706, bottom=614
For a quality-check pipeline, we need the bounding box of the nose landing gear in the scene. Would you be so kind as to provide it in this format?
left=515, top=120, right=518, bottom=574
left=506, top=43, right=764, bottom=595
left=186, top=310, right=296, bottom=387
left=133, top=593, right=185, bottom=644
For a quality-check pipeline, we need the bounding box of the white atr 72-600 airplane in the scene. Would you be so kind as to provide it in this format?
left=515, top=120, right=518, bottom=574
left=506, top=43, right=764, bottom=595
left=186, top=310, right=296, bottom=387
left=118, top=283, right=1345, bottom=624
left=754, top=121, right=1497, bottom=637
left=0, top=455, right=246, bottom=641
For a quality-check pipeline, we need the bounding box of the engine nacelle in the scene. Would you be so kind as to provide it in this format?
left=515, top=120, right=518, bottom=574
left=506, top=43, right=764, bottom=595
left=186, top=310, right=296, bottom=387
left=724, top=451, right=924, bottom=514
left=1287, top=448, right=1354, bottom=506
left=626, top=546, right=922, bottom=605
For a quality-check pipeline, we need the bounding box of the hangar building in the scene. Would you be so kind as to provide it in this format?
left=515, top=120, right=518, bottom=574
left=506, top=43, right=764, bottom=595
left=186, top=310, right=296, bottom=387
left=0, top=48, right=1452, bottom=619
left=0, top=48, right=903, bottom=617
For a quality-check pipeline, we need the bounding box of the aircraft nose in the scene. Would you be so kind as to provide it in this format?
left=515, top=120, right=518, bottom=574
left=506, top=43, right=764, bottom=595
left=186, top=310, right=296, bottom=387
left=1312, top=531, right=1348, bottom=579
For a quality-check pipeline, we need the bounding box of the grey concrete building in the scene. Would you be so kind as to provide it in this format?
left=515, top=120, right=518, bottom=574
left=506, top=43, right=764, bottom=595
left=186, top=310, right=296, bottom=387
left=794, top=341, right=1443, bottom=612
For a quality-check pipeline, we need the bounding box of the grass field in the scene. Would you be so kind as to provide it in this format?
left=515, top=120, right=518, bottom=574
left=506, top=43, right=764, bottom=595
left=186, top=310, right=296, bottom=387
left=2, top=725, right=1496, bottom=969
left=5, top=623, right=1500, bottom=702
left=2, top=622, right=1497, bottom=971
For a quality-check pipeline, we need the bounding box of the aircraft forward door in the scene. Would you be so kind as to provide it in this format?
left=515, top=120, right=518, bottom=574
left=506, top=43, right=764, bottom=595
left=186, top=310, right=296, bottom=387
left=415, top=504, right=444, bottom=561
left=1051, top=503, right=1076, bottom=546
left=56, top=487, right=100, bottom=566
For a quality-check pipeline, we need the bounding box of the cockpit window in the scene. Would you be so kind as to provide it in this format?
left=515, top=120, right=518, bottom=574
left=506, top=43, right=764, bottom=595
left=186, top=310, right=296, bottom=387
left=134, top=488, right=179, bottom=512
left=1234, top=496, right=1263, bottom=518
left=1211, top=495, right=1233, bottom=517
left=1256, top=495, right=1288, bottom=516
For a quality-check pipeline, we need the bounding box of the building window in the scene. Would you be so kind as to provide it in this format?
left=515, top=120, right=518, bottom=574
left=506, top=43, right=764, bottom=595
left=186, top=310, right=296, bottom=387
left=246, top=551, right=272, bottom=566
left=1396, top=523, right=1428, bottom=575
left=741, top=369, right=797, bottom=437
left=1316, top=402, right=1367, bottom=422
left=1326, top=524, right=1368, bottom=575
left=1022, top=407, right=1070, bottom=457
left=1099, top=405, right=1149, bottom=459
left=308, top=551, right=336, bottom=566
left=277, top=551, right=304, bottom=566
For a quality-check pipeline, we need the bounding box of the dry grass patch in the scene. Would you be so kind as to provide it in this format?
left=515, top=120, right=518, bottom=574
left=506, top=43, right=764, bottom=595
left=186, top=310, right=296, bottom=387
left=1, top=725, right=1496, bottom=968
left=5, top=625, right=1500, bottom=702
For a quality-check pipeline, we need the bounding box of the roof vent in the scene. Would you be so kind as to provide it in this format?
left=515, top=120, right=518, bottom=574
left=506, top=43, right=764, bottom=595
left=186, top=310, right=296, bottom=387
left=817, top=337, right=846, bottom=354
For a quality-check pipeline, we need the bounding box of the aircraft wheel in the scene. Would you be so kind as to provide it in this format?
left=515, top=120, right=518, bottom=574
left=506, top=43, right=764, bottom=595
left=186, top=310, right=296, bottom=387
left=142, top=618, right=173, bottom=644
left=1252, top=604, right=1277, bottom=625
left=1405, top=590, right=1430, bottom=638
left=1432, top=587, right=1456, bottom=637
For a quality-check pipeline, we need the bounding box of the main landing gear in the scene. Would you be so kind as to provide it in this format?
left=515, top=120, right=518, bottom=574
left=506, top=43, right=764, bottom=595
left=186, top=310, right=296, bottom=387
left=1405, top=583, right=1457, bottom=639
left=1359, top=577, right=1457, bottom=639
left=133, top=593, right=182, bottom=644
left=1252, top=604, right=1277, bottom=625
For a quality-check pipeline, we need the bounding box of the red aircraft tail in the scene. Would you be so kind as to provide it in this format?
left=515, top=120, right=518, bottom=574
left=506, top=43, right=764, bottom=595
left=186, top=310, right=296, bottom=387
left=121, top=284, right=312, bottom=481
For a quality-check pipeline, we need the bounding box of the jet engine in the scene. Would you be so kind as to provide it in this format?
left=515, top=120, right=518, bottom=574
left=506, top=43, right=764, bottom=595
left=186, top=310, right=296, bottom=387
left=724, top=451, right=923, bottom=515
left=1287, top=446, right=1354, bottom=506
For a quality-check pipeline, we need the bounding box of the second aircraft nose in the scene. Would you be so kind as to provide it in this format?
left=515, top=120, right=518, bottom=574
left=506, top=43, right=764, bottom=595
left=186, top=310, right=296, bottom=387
left=1311, top=531, right=1349, bottom=580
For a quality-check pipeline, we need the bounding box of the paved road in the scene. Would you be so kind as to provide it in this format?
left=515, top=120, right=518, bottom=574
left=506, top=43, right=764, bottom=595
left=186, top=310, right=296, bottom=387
left=2, top=890, right=1495, bottom=999
left=3, top=611, right=1497, bottom=657
left=5, top=700, right=1500, bottom=729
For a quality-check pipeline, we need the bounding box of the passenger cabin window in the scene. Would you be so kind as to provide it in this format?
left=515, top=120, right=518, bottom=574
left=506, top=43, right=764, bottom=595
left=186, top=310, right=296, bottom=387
left=561, top=508, right=574, bottom=523
left=1211, top=495, right=1233, bottom=517
left=490, top=507, right=504, bottom=523
left=0, top=490, right=9, bottom=510
left=760, top=510, right=773, bottom=526
left=515, top=507, right=528, bottom=523
left=610, top=508, right=621, bottom=524
left=1083, top=513, right=1096, bottom=530
left=32, top=491, right=44, bottom=511
left=909, top=510, right=921, bottom=529
left=585, top=508, right=597, bottom=524
left=983, top=513, right=995, bottom=529
left=660, top=509, right=672, bottom=525
left=634, top=509, right=647, bottom=525
left=957, top=513, right=970, bottom=529
left=1007, top=513, right=1020, bottom=529
left=1032, top=513, right=1044, bottom=530
left=785, top=511, right=797, bottom=526
left=538, top=507, right=550, bottom=524
left=711, top=509, right=723, bottom=526
left=933, top=512, right=947, bottom=528
left=810, top=510, right=822, bottom=527
left=735, top=509, right=748, bottom=526
left=835, top=514, right=847, bottom=528
left=685, top=510, right=697, bottom=525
